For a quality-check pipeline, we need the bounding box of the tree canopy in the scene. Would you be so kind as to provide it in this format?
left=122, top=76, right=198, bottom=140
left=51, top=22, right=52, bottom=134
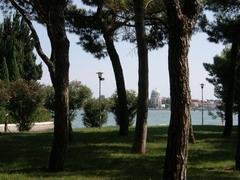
left=200, top=0, right=240, bottom=44
left=204, top=49, right=232, bottom=100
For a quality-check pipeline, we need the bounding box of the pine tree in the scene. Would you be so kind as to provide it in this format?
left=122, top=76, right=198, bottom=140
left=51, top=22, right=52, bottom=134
left=67, top=1, right=130, bottom=136
left=162, top=0, right=200, bottom=179
left=201, top=0, right=240, bottom=137
left=132, top=0, right=149, bottom=154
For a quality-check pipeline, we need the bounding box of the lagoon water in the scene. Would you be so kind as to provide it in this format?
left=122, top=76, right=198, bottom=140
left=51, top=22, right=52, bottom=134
left=72, top=109, right=238, bottom=128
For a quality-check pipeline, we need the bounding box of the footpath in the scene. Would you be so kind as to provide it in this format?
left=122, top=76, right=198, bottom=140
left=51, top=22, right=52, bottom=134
left=0, top=122, right=54, bottom=132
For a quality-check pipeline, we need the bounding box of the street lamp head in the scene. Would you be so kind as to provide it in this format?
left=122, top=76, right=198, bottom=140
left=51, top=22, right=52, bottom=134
left=96, top=72, right=104, bottom=81
left=200, top=83, right=204, bottom=89
left=97, top=72, right=103, bottom=78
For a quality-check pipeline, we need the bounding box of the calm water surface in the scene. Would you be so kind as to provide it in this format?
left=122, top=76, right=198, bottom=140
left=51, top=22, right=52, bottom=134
left=72, top=109, right=238, bottom=128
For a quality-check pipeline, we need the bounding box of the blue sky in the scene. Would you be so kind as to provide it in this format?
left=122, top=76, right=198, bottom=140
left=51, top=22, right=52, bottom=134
left=36, top=21, right=223, bottom=99
left=0, top=7, right=224, bottom=100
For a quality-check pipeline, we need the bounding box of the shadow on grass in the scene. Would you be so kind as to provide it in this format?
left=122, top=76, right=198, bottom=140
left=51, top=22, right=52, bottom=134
left=0, top=128, right=164, bottom=179
left=188, top=167, right=240, bottom=180
left=0, top=126, right=239, bottom=179
left=188, top=126, right=240, bottom=179
left=0, top=132, right=52, bottom=170
left=63, top=127, right=164, bottom=179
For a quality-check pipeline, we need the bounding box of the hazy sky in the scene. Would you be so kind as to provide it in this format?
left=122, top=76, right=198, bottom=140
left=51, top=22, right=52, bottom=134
left=0, top=7, right=224, bottom=100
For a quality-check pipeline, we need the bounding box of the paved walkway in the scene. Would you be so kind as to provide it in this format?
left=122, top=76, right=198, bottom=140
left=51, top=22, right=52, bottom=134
left=0, top=121, right=54, bottom=132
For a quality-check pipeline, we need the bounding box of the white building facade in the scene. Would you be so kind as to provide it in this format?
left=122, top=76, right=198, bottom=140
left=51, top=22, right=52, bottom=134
left=149, top=89, right=162, bottom=109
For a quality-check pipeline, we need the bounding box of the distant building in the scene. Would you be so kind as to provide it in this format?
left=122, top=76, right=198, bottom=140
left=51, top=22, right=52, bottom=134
left=191, top=99, right=219, bottom=110
left=205, top=99, right=218, bottom=110
left=149, top=89, right=161, bottom=109
left=191, top=99, right=201, bottom=109
left=161, top=97, right=171, bottom=109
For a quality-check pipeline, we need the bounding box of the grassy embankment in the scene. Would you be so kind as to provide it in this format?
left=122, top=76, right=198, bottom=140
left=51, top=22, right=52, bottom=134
left=0, top=125, right=239, bottom=179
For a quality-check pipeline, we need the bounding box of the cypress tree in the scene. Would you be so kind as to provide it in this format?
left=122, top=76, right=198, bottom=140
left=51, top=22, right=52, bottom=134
left=1, top=57, right=9, bottom=83
left=0, top=14, right=42, bottom=82
left=18, top=17, right=42, bottom=80
left=8, top=47, right=20, bottom=81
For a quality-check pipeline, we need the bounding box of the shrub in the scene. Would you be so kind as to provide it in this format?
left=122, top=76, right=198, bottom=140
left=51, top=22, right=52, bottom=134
left=0, top=107, right=8, bottom=124
left=0, top=81, right=11, bottom=125
left=82, top=98, right=108, bottom=127
left=68, top=81, right=92, bottom=121
left=7, top=79, right=45, bottom=131
left=110, top=90, right=137, bottom=126
left=43, top=81, right=92, bottom=121
left=31, top=106, right=52, bottom=122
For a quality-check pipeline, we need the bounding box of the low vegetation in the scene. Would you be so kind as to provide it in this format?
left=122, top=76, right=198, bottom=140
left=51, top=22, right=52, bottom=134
left=0, top=126, right=239, bottom=179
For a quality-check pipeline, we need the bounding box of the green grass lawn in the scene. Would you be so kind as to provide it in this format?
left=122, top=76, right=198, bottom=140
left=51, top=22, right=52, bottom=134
left=0, top=125, right=240, bottom=179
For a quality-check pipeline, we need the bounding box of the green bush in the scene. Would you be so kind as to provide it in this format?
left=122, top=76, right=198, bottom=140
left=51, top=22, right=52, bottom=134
left=110, top=90, right=137, bottom=126
left=82, top=98, right=108, bottom=127
left=43, top=81, right=92, bottom=121
left=31, top=106, right=52, bottom=122
left=68, top=81, right=92, bottom=121
left=0, top=81, right=11, bottom=125
left=7, top=79, right=45, bottom=131
left=0, top=106, right=8, bottom=124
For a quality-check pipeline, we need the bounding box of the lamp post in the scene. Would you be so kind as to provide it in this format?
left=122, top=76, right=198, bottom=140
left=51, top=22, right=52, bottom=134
left=97, top=72, right=104, bottom=128
left=200, top=83, right=204, bottom=126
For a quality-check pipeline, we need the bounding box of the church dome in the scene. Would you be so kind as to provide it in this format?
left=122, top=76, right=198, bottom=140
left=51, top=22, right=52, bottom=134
left=151, top=89, right=160, bottom=97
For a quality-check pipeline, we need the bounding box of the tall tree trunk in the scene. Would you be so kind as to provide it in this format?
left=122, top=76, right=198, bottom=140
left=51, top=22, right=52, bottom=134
left=103, top=33, right=129, bottom=136
left=132, top=0, right=149, bottom=154
left=68, top=119, right=73, bottom=142
left=68, top=111, right=75, bottom=142
left=234, top=41, right=240, bottom=170
left=8, top=0, right=70, bottom=172
left=4, top=119, right=8, bottom=133
left=48, top=3, right=70, bottom=172
left=223, top=41, right=239, bottom=137
left=162, top=1, right=199, bottom=179
left=223, top=102, right=233, bottom=137
left=163, top=28, right=192, bottom=180
left=189, top=118, right=195, bottom=144
left=236, top=106, right=240, bottom=170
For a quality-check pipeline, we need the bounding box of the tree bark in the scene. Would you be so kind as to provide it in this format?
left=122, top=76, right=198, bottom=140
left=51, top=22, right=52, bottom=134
left=68, top=111, right=75, bottom=142
left=234, top=40, right=240, bottom=170
left=103, top=33, right=129, bottom=136
left=68, top=119, right=73, bottom=142
left=162, top=1, right=200, bottom=179
left=4, top=120, right=8, bottom=133
left=223, top=41, right=238, bottom=137
left=236, top=107, right=240, bottom=170
left=163, top=27, right=192, bottom=180
left=132, top=0, right=148, bottom=154
left=47, top=2, right=70, bottom=172
left=223, top=101, right=233, bottom=137
left=189, top=118, right=195, bottom=144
